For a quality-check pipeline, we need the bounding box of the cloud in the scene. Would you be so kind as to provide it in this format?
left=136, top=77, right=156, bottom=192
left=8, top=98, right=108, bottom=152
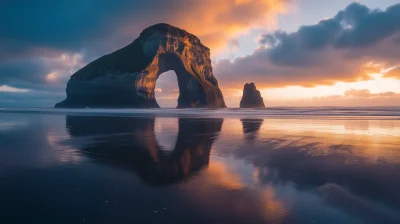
left=257, top=87, right=400, bottom=107
left=343, top=89, right=398, bottom=98
left=302, top=89, right=400, bottom=107
left=228, top=39, right=241, bottom=51
left=0, top=85, right=29, bottom=93
left=214, top=3, right=400, bottom=88
left=0, top=90, right=65, bottom=108
left=344, top=89, right=373, bottom=98
left=0, top=52, right=85, bottom=91
left=384, top=66, right=400, bottom=78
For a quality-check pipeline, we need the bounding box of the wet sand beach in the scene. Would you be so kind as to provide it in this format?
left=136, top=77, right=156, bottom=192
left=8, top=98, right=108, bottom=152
left=0, top=108, right=399, bottom=224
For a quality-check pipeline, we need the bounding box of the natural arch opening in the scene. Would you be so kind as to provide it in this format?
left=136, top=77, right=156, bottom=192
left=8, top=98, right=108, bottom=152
left=154, top=71, right=180, bottom=108
left=149, top=52, right=207, bottom=108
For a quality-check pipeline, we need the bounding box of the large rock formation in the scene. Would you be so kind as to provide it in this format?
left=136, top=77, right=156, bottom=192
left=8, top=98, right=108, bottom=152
left=240, top=83, right=265, bottom=108
left=55, top=23, right=226, bottom=108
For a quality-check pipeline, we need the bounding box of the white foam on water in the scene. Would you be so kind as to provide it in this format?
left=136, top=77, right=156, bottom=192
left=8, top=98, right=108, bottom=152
left=1, top=107, right=400, bottom=119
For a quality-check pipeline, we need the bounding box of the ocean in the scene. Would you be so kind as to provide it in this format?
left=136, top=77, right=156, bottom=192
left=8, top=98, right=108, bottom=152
left=0, top=107, right=399, bottom=223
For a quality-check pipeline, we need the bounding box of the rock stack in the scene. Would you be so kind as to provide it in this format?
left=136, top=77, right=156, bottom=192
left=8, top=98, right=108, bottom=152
left=240, top=83, right=265, bottom=108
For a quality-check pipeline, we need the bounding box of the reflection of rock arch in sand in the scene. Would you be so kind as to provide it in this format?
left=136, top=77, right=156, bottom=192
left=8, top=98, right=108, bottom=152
left=65, top=116, right=223, bottom=186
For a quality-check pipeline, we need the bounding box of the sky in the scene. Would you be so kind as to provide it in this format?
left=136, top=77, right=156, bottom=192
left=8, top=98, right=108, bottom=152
left=0, top=0, right=399, bottom=108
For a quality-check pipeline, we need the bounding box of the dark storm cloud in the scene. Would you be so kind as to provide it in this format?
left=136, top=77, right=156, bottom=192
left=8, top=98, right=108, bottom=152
left=334, top=3, right=400, bottom=48
left=0, top=0, right=143, bottom=96
left=0, top=52, right=84, bottom=92
left=0, top=58, right=48, bottom=86
left=0, top=0, right=166, bottom=58
left=215, top=2, right=400, bottom=88
left=0, top=0, right=287, bottom=59
left=261, top=2, right=400, bottom=65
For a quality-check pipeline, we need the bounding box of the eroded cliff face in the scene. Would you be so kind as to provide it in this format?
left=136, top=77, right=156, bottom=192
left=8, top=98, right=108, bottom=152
left=240, top=83, right=265, bottom=108
left=55, top=23, right=226, bottom=108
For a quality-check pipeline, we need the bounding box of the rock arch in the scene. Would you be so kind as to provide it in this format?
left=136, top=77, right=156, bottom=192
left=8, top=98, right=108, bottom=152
left=55, top=23, right=226, bottom=108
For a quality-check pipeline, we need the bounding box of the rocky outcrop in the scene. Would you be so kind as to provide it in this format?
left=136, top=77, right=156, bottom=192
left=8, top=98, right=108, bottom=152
left=239, top=83, right=265, bottom=108
left=55, top=23, right=226, bottom=108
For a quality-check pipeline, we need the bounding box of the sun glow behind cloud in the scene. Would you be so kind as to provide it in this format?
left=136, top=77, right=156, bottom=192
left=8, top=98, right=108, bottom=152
left=46, top=72, right=58, bottom=82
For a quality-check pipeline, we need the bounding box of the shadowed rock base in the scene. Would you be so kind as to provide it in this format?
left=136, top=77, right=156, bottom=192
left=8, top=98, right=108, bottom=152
left=55, top=23, right=226, bottom=108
